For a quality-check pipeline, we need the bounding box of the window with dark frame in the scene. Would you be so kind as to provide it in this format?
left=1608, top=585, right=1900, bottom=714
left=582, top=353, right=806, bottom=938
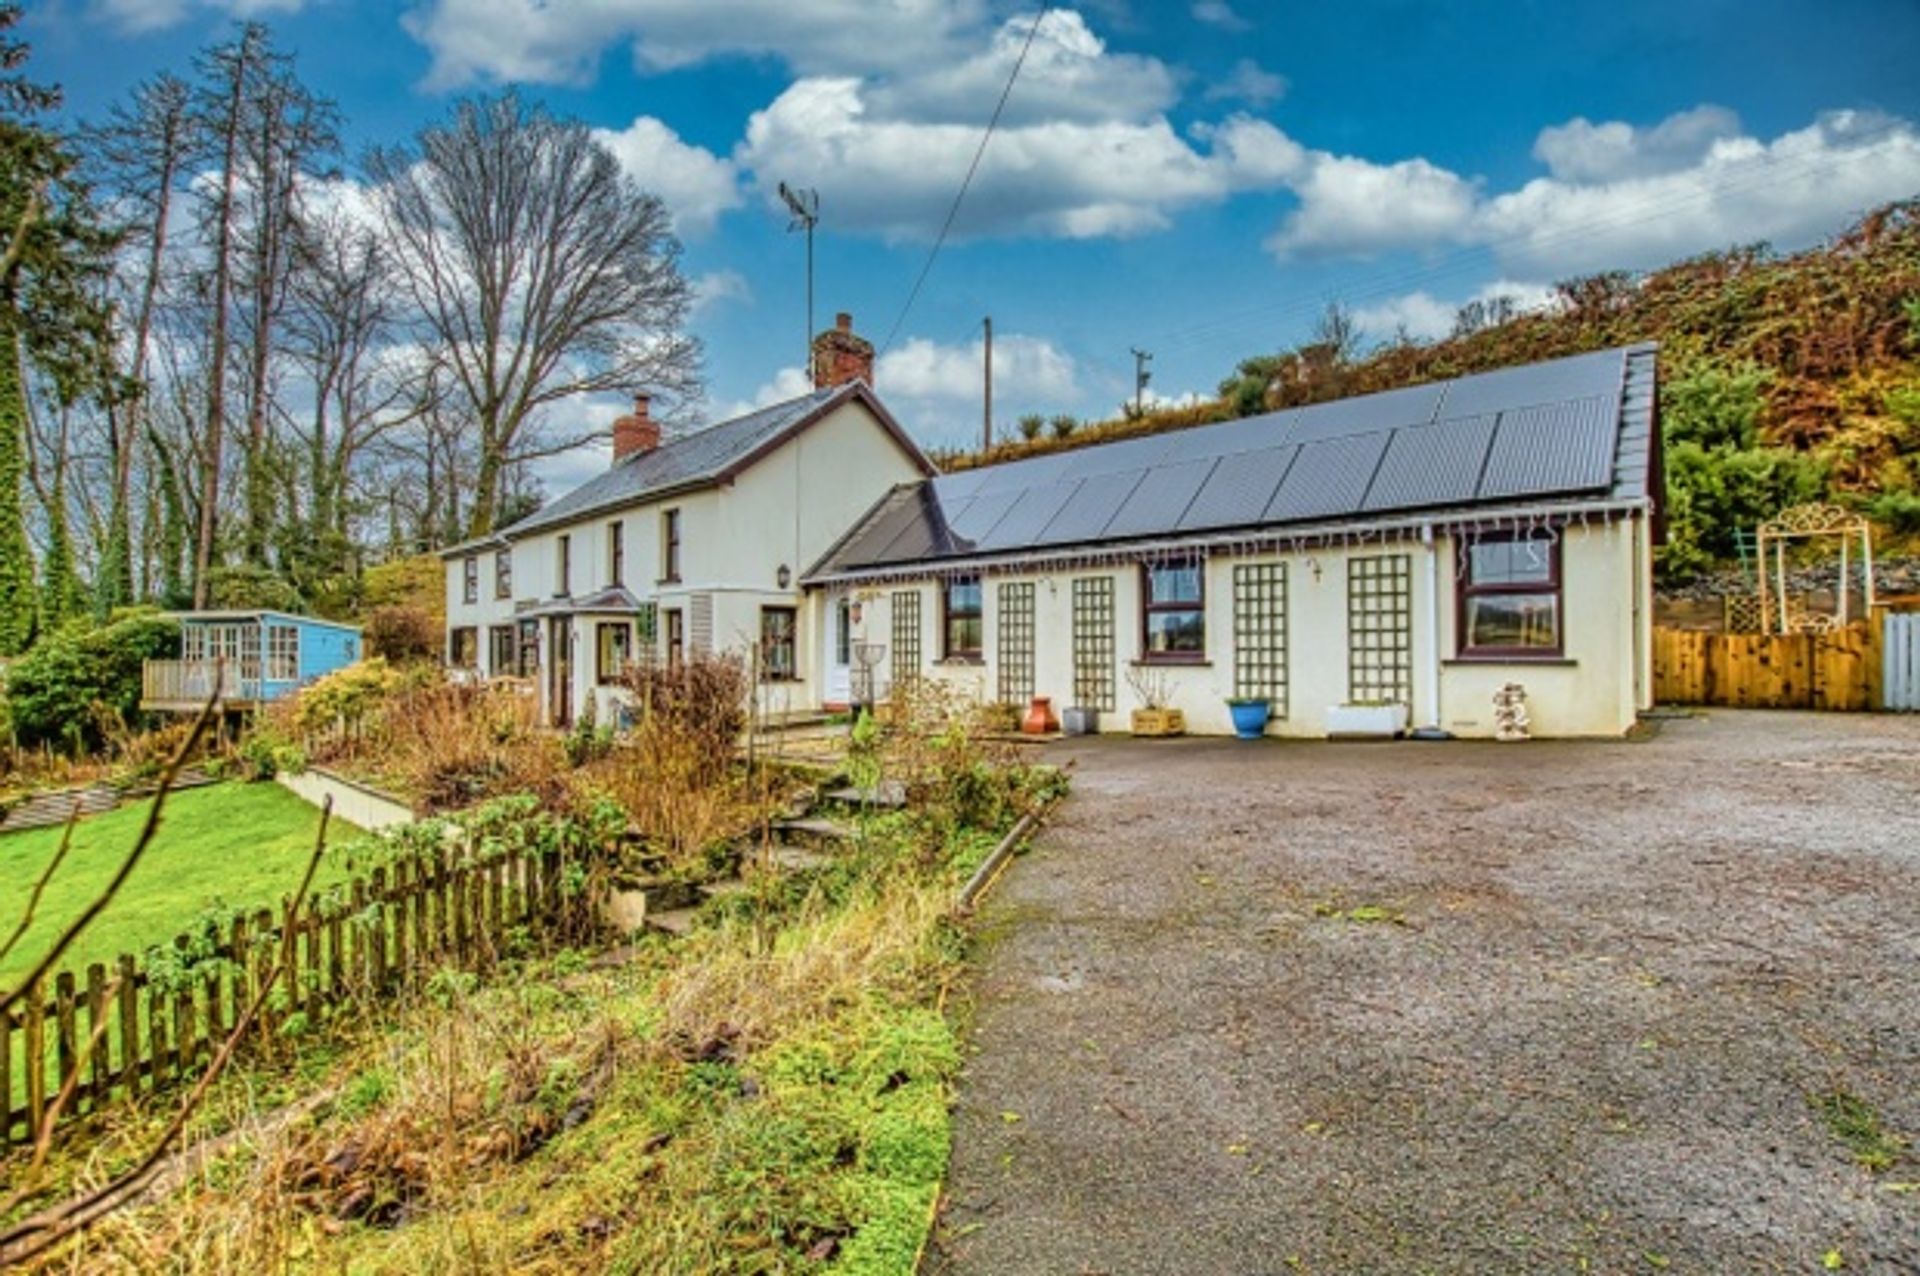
left=943, top=575, right=983, bottom=660
left=892, top=590, right=922, bottom=684
left=608, top=521, right=624, bottom=587
left=494, top=549, right=512, bottom=599
left=556, top=535, right=571, bottom=596
left=517, top=619, right=540, bottom=676
left=996, top=582, right=1035, bottom=702
left=760, top=606, right=798, bottom=681
left=489, top=625, right=515, bottom=676
left=450, top=626, right=479, bottom=669
left=665, top=607, right=684, bottom=669
left=1348, top=554, right=1413, bottom=704
left=1141, top=558, right=1205, bottom=660
left=1232, top=563, right=1288, bottom=713
left=596, top=621, right=632, bottom=683
left=1459, top=533, right=1562, bottom=656
left=1071, top=576, right=1117, bottom=711
left=662, top=508, right=681, bottom=582
left=462, top=555, right=479, bottom=604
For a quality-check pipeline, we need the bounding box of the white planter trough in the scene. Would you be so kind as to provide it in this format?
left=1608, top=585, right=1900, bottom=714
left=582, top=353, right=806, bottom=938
left=1325, top=702, right=1409, bottom=739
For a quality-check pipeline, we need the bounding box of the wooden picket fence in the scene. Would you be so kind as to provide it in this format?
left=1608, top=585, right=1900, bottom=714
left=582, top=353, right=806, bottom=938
left=3, top=839, right=585, bottom=1148
left=1652, top=623, right=1880, bottom=710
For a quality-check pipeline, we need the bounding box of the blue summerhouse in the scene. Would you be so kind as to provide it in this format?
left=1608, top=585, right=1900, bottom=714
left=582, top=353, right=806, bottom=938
left=141, top=611, right=363, bottom=712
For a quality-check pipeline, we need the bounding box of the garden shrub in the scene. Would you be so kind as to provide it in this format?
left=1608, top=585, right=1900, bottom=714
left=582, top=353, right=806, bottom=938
left=363, top=604, right=440, bottom=664
left=4, top=610, right=180, bottom=752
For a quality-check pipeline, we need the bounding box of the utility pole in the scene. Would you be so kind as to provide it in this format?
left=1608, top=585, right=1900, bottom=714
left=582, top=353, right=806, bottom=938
left=983, top=315, right=994, bottom=452
left=1130, top=346, right=1153, bottom=415
left=778, top=182, right=820, bottom=380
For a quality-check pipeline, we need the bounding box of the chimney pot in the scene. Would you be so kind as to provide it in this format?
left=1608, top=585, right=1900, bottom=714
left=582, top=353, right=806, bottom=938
left=812, top=311, right=875, bottom=390
left=612, top=392, right=661, bottom=463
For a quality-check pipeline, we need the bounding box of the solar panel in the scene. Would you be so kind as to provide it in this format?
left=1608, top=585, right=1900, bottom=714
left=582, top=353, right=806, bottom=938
left=1436, top=347, right=1622, bottom=418
left=1285, top=384, right=1447, bottom=444
left=1103, top=457, right=1217, bottom=538
left=966, top=450, right=1078, bottom=496
left=1265, top=432, right=1389, bottom=521
left=1362, top=415, right=1497, bottom=513
left=814, top=346, right=1642, bottom=577
left=1156, top=411, right=1298, bottom=462
left=1038, top=469, right=1148, bottom=544
left=947, top=489, right=1023, bottom=545
left=1477, top=397, right=1615, bottom=499
left=976, top=481, right=1083, bottom=551
left=1060, top=435, right=1172, bottom=480
left=1178, top=445, right=1298, bottom=531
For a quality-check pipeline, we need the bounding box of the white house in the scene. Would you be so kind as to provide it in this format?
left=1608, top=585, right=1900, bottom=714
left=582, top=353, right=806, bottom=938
left=805, top=344, right=1663, bottom=739
left=441, top=313, right=934, bottom=727
left=448, top=336, right=1663, bottom=739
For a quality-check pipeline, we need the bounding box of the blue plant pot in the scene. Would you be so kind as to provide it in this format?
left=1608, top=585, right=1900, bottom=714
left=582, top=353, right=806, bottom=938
left=1227, top=700, right=1270, bottom=740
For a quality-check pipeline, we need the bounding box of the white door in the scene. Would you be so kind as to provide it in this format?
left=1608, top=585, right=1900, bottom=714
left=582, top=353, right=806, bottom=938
left=826, top=594, right=853, bottom=705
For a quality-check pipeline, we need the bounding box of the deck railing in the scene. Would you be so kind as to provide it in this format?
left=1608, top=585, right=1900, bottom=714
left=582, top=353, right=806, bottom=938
left=141, top=659, right=265, bottom=706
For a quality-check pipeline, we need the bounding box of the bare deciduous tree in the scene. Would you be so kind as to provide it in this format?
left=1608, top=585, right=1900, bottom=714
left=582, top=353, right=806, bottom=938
left=366, top=92, right=700, bottom=537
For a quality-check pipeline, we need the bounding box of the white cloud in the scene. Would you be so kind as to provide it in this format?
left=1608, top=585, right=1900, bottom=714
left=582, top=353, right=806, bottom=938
left=1532, top=104, right=1742, bottom=183
left=403, top=0, right=987, bottom=89
left=1190, top=1, right=1250, bottom=31
left=1351, top=280, right=1560, bottom=342
left=591, top=117, right=741, bottom=236
left=1268, top=154, right=1482, bottom=257
left=91, top=0, right=308, bottom=34
left=1267, top=106, right=1920, bottom=277
left=868, top=10, right=1177, bottom=126
left=1204, top=58, right=1286, bottom=108
left=713, top=332, right=1082, bottom=447
left=689, top=269, right=752, bottom=317
left=738, top=78, right=1301, bottom=240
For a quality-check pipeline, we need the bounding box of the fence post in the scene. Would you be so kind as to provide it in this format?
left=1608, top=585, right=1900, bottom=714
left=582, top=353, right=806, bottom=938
left=23, top=985, right=44, bottom=1141
left=85, top=963, right=108, bottom=1112
left=116, top=955, right=138, bottom=1096
left=54, top=972, right=77, bottom=1117
left=2, top=1004, right=15, bottom=1144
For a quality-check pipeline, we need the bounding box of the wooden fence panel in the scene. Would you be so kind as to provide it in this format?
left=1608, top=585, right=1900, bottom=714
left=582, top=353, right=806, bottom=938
left=1654, top=624, right=1879, bottom=710
left=4, top=842, right=585, bottom=1148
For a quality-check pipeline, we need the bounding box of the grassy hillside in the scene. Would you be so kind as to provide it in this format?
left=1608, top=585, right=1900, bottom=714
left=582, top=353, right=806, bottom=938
left=949, top=200, right=1920, bottom=578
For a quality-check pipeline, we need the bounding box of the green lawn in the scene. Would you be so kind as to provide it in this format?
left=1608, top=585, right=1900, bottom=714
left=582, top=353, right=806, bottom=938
left=0, top=782, right=363, bottom=988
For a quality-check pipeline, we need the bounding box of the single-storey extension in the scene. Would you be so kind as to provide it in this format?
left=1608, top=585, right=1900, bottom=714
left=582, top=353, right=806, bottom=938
left=806, top=343, right=1662, bottom=738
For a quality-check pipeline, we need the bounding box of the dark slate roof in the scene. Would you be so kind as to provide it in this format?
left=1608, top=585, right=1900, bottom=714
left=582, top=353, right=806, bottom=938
left=519, top=585, right=645, bottom=617
left=480, top=380, right=927, bottom=544
left=810, top=344, right=1658, bottom=579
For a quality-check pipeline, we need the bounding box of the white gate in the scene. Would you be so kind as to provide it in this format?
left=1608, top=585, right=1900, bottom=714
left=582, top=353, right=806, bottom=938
left=1885, top=612, right=1920, bottom=711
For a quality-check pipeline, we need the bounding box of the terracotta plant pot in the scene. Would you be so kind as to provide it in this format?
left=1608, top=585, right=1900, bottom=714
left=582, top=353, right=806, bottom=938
left=1022, top=695, right=1059, bottom=735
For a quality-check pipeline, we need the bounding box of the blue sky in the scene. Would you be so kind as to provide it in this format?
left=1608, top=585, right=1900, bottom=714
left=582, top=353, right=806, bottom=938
left=24, top=0, right=1920, bottom=491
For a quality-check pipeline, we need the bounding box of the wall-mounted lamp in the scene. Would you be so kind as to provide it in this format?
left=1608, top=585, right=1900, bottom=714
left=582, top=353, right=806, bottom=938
left=1306, top=556, right=1324, bottom=583
left=776, top=564, right=792, bottom=589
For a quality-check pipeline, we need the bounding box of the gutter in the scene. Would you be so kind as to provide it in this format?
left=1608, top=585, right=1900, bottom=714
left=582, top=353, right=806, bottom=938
left=803, top=495, right=1653, bottom=589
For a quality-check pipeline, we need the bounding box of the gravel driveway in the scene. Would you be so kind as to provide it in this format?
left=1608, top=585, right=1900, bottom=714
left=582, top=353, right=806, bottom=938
left=934, top=712, right=1920, bottom=1275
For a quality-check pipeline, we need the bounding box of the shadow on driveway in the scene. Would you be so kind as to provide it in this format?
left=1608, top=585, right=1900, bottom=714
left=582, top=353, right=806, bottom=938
left=933, top=713, right=1920, bottom=1275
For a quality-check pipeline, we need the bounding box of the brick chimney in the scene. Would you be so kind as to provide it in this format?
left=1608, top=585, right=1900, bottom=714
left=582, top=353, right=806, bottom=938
left=611, top=392, right=660, bottom=463
left=810, top=311, right=875, bottom=390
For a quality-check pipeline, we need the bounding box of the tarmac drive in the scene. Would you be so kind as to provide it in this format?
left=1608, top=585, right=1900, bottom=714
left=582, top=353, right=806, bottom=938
left=933, top=711, right=1920, bottom=1275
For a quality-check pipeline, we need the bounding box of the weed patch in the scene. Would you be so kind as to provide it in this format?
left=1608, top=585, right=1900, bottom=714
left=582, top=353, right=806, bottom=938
left=1814, top=1090, right=1907, bottom=1173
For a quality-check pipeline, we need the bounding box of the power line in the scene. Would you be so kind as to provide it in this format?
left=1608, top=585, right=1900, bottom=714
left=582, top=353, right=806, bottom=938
left=878, top=7, right=1049, bottom=356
